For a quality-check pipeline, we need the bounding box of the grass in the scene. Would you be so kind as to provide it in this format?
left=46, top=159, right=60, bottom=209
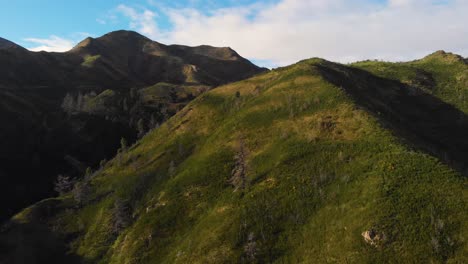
left=4, top=58, right=467, bottom=263
left=139, top=82, right=209, bottom=105
left=81, top=55, right=101, bottom=68
left=82, top=89, right=119, bottom=115
left=352, top=51, right=468, bottom=113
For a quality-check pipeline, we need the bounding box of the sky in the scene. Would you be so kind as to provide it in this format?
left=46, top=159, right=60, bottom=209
left=0, top=0, right=467, bottom=67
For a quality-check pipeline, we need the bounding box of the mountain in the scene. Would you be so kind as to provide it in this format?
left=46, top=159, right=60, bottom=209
left=1, top=30, right=264, bottom=89
left=1, top=55, right=465, bottom=263
left=0, top=30, right=266, bottom=222
left=352, top=50, right=468, bottom=113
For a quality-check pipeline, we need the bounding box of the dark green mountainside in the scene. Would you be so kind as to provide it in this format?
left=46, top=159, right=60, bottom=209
left=0, top=30, right=266, bottom=222
left=1, top=54, right=466, bottom=263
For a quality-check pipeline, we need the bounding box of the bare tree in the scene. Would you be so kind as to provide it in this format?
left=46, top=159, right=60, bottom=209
left=120, top=137, right=128, bottom=151
left=149, top=114, right=158, bottom=129
left=84, top=167, right=93, bottom=180
left=76, top=92, right=84, bottom=111
left=137, top=118, right=145, bottom=138
left=61, top=93, right=75, bottom=114
left=160, top=106, right=169, bottom=121
left=130, top=87, right=138, bottom=99
left=73, top=180, right=91, bottom=207
left=112, top=198, right=132, bottom=235
left=99, top=159, right=107, bottom=169
left=229, top=137, right=249, bottom=191
left=244, top=232, right=257, bottom=262
left=54, top=174, right=74, bottom=195
left=168, top=160, right=176, bottom=177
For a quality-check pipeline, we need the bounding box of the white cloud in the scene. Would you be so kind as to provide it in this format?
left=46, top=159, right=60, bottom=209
left=162, top=0, right=468, bottom=66
left=115, top=0, right=467, bottom=67
left=116, top=4, right=161, bottom=39
left=96, top=18, right=107, bottom=25
left=24, top=35, right=76, bottom=52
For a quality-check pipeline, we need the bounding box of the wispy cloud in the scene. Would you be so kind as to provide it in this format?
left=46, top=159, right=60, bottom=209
left=24, top=33, right=92, bottom=52
left=96, top=18, right=107, bottom=25
left=114, top=0, right=468, bottom=66
left=116, top=4, right=161, bottom=39
left=24, top=35, right=76, bottom=52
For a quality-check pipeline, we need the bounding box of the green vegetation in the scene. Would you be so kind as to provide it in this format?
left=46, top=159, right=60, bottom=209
left=352, top=51, right=468, bottom=112
left=139, top=82, right=208, bottom=105
left=81, top=55, right=101, bottom=67
left=78, top=89, right=119, bottom=116
left=0, top=30, right=266, bottom=225
left=2, top=58, right=466, bottom=263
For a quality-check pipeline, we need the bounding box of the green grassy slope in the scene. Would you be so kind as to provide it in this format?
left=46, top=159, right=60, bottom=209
left=1, top=59, right=466, bottom=264
left=352, top=51, right=468, bottom=112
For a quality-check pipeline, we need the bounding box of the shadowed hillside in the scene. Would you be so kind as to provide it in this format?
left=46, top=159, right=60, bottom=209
left=318, top=60, right=468, bottom=175
left=0, top=30, right=266, bottom=222
left=352, top=51, right=468, bottom=113
left=1, top=57, right=465, bottom=263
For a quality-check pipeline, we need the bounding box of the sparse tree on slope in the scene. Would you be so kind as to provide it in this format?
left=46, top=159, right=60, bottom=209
left=61, top=93, right=75, bottom=114
left=149, top=114, right=158, bottom=129
left=73, top=180, right=91, bottom=207
left=229, top=137, right=249, bottom=191
left=84, top=167, right=93, bottom=180
left=54, top=174, right=74, bottom=195
left=244, top=232, right=257, bottom=261
left=168, top=160, right=176, bottom=177
left=137, top=118, right=145, bottom=138
left=112, top=198, right=132, bottom=235
left=120, top=137, right=128, bottom=151
left=76, top=92, right=84, bottom=111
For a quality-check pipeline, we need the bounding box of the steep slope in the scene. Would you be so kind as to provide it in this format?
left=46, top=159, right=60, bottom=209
left=352, top=50, right=468, bottom=112
left=1, top=30, right=264, bottom=89
left=0, top=31, right=266, bottom=222
left=319, top=59, right=468, bottom=175
left=69, top=30, right=262, bottom=86
left=1, top=59, right=465, bottom=263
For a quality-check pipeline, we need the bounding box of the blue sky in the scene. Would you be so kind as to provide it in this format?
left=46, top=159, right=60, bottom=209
left=0, top=0, right=466, bottom=67
left=0, top=0, right=270, bottom=46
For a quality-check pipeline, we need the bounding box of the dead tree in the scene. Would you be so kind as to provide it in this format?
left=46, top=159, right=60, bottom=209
left=229, top=138, right=249, bottom=191
left=112, top=198, right=132, bottom=235
left=73, top=180, right=91, bottom=207
left=137, top=118, right=146, bottom=138
left=244, top=232, right=257, bottom=261
left=54, top=174, right=74, bottom=195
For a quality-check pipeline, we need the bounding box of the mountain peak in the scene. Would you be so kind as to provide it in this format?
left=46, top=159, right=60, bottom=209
left=422, top=50, right=465, bottom=63
left=70, top=30, right=158, bottom=55
left=105, top=30, right=145, bottom=36
left=192, top=45, right=241, bottom=61
left=99, top=30, right=151, bottom=42
left=72, top=37, right=94, bottom=50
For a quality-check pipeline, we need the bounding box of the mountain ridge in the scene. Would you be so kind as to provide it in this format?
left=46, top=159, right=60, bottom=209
left=0, top=30, right=266, bottom=222
left=1, top=54, right=466, bottom=263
